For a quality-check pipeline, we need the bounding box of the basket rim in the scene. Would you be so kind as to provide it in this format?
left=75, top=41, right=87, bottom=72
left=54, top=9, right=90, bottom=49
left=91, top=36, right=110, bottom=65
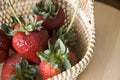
left=50, top=0, right=96, bottom=80
left=0, top=0, right=96, bottom=80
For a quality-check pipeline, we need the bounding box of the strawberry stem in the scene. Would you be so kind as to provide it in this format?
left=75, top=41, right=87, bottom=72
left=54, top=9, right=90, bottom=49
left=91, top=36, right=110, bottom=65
left=7, top=0, right=24, bottom=30
left=66, top=0, right=80, bottom=33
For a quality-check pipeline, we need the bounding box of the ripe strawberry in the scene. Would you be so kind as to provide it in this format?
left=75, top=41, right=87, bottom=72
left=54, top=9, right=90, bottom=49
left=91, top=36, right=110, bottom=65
left=39, top=61, right=60, bottom=80
left=1, top=53, right=21, bottom=80
left=0, top=30, right=10, bottom=63
left=38, top=39, right=73, bottom=79
left=33, top=0, right=65, bottom=33
left=49, top=37, right=58, bottom=44
left=12, top=28, right=49, bottom=64
left=69, top=52, right=77, bottom=65
left=13, top=21, right=25, bottom=30
left=42, top=7, right=65, bottom=33
left=34, top=15, right=44, bottom=22
left=7, top=0, right=49, bottom=64
left=1, top=53, right=38, bottom=80
left=68, top=45, right=77, bottom=65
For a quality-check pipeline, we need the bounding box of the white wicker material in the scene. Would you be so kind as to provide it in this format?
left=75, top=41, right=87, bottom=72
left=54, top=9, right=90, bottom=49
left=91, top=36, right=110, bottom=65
left=0, top=0, right=95, bottom=80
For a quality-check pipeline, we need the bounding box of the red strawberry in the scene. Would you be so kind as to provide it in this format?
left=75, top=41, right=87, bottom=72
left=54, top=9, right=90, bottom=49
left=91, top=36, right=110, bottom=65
left=7, top=1, right=49, bottom=64
left=42, top=7, right=65, bottom=33
left=0, top=50, right=9, bottom=63
left=38, top=39, right=73, bottom=79
left=39, top=61, right=60, bottom=80
left=12, top=28, right=49, bottom=64
left=50, top=37, right=58, bottom=44
left=34, top=15, right=44, bottom=21
left=69, top=52, right=77, bottom=65
left=1, top=53, right=39, bottom=80
left=1, top=53, right=21, bottom=80
left=0, top=30, right=10, bottom=63
left=33, top=0, right=65, bottom=33
left=13, top=21, right=25, bottom=30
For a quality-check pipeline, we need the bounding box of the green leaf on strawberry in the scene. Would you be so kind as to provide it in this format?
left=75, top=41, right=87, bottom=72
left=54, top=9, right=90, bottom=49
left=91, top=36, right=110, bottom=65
left=53, top=27, right=76, bottom=45
left=55, top=38, right=66, bottom=54
left=10, top=75, right=18, bottom=80
left=33, top=0, right=57, bottom=19
left=10, top=58, right=39, bottom=80
left=10, top=16, right=24, bottom=27
left=6, top=0, right=45, bottom=36
left=23, top=15, right=43, bottom=32
left=1, top=24, right=10, bottom=35
left=32, top=0, right=65, bottom=33
left=63, top=58, right=72, bottom=69
left=38, top=38, right=72, bottom=72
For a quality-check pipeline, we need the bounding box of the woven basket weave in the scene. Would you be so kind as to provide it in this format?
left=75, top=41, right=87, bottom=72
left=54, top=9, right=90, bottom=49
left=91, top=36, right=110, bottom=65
left=0, top=0, right=95, bottom=80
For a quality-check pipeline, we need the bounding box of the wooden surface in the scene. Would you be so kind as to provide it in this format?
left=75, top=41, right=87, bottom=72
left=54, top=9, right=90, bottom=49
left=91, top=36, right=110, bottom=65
left=0, top=1, right=120, bottom=80
left=77, top=1, right=120, bottom=80
left=96, top=0, right=120, bottom=10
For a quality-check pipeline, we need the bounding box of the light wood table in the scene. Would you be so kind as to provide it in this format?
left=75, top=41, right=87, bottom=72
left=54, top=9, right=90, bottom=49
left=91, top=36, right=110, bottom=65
left=77, top=1, right=120, bottom=80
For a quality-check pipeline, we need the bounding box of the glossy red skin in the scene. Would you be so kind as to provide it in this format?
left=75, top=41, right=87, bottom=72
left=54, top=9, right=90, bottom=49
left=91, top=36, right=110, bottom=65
left=39, top=61, right=60, bottom=80
left=42, top=8, right=65, bottom=33
left=1, top=53, right=21, bottom=80
left=68, top=45, right=77, bottom=65
left=14, top=21, right=25, bottom=30
left=69, top=52, right=77, bottom=65
left=0, top=30, right=10, bottom=63
left=34, top=15, right=44, bottom=21
left=12, top=28, right=49, bottom=64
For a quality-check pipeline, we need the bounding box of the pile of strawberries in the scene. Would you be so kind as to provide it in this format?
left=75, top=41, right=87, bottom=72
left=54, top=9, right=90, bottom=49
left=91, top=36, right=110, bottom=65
left=0, top=0, right=78, bottom=80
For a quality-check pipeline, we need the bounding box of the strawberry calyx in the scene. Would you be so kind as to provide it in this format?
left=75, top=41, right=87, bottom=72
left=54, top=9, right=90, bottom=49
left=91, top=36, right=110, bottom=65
left=33, top=0, right=58, bottom=19
left=37, top=38, right=72, bottom=72
left=53, top=28, right=76, bottom=45
left=7, top=0, right=43, bottom=36
left=10, top=58, right=39, bottom=80
left=23, top=15, right=43, bottom=32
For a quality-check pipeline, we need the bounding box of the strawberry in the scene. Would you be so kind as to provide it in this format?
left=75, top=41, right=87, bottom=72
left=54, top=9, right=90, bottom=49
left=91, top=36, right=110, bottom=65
left=0, top=30, right=10, bottom=63
left=49, top=37, right=58, bottom=44
left=52, top=27, right=76, bottom=45
left=38, top=39, right=73, bottom=79
left=12, top=28, right=49, bottom=64
left=1, top=53, right=21, bottom=80
left=13, top=21, right=25, bottom=30
left=69, top=52, right=77, bottom=65
left=34, top=15, right=44, bottom=22
left=39, top=61, right=60, bottom=80
left=42, top=7, right=65, bottom=33
left=33, top=0, right=65, bottom=33
left=1, top=53, right=38, bottom=80
left=7, top=0, right=49, bottom=64
left=68, top=45, right=77, bottom=65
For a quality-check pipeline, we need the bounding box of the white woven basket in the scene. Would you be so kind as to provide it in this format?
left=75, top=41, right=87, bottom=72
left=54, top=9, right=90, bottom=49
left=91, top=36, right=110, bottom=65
left=0, top=0, right=95, bottom=80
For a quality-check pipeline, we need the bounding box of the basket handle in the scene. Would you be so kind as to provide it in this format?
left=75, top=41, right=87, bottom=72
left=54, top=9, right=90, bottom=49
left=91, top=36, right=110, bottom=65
left=70, top=0, right=94, bottom=27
